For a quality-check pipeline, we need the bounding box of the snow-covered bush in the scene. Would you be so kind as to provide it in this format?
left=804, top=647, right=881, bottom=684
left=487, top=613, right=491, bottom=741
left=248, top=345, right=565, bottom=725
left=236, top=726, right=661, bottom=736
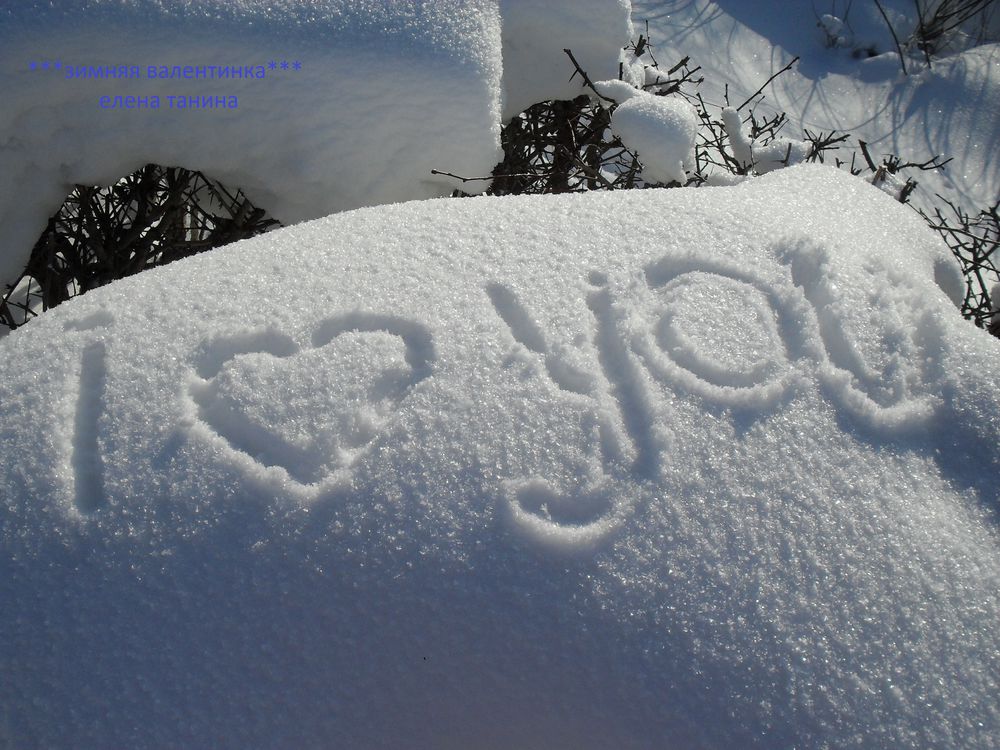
left=499, top=0, right=634, bottom=118
left=919, top=197, right=1000, bottom=332
left=907, top=0, right=1000, bottom=55
left=0, top=0, right=638, bottom=333
left=477, top=36, right=848, bottom=195
left=5, top=15, right=996, bottom=340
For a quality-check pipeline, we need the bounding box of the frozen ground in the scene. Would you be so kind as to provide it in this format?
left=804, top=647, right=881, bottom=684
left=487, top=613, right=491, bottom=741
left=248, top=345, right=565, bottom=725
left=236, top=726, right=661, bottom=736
left=2, top=166, right=999, bottom=748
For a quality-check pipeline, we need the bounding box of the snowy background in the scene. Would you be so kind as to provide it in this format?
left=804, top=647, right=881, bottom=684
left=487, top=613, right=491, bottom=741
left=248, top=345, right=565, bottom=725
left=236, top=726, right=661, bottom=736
left=632, top=0, right=1000, bottom=212
left=1, top=1, right=999, bottom=748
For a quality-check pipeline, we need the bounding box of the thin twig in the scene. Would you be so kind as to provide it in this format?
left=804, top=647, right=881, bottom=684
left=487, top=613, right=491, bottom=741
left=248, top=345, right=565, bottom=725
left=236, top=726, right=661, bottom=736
left=564, top=49, right=617, bottom=104
left=429, top=169, right=495, bottom=183
left=736, top=56, right=799, bottom=112
left=875, top=0, right=909, bottom=74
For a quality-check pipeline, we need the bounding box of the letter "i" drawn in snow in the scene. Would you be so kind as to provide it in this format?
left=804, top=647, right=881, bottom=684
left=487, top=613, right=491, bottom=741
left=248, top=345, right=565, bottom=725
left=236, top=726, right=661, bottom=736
left=73, top=341, right=108, bottom=513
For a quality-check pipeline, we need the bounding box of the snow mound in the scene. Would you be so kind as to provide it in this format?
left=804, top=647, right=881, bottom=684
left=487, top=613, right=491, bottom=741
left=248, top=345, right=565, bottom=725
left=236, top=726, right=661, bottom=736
left=2, top=166, right=999, bottom=749
left=607, top=88, right=697, bottom=184
left=0, top=0, right=504, bottom=290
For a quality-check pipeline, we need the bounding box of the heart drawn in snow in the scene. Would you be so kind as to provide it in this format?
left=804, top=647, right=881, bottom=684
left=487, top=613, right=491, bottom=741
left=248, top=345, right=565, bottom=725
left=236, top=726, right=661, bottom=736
left=187, top=313, right=434, bottom=491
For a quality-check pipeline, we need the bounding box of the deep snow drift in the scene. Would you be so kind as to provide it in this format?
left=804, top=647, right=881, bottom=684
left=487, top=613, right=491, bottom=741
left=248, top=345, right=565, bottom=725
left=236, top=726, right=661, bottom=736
left=1, top=166, right=998, bottom=748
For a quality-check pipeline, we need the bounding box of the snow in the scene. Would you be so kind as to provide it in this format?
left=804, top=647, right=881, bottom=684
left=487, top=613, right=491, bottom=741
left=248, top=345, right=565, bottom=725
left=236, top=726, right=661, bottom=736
left=721, top=106, right=811, bottom=174
left=0, top=0, right=505, bottom=291
left=3, top=0, right=1000, bottom=747
left=499, top=0, right=634, bottom=118
left=0, top=0, right=640, bottom=294
left=599, top=83, right=698, bottom=184
left=632, top=0, right=1000, bottom=212
left=2, top=165, right=999, bottom=748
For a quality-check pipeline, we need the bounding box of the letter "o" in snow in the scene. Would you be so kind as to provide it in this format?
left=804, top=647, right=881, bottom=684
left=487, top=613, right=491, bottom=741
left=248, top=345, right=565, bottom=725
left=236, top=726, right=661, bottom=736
left=633, top=261, right=812, bottom=410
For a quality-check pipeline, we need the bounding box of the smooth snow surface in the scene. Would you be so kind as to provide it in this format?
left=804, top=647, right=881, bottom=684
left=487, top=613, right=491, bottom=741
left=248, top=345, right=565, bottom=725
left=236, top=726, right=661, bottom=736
left=2, top=166, right=999, bottom=749
left=0, top=0, right=504, bottom=290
